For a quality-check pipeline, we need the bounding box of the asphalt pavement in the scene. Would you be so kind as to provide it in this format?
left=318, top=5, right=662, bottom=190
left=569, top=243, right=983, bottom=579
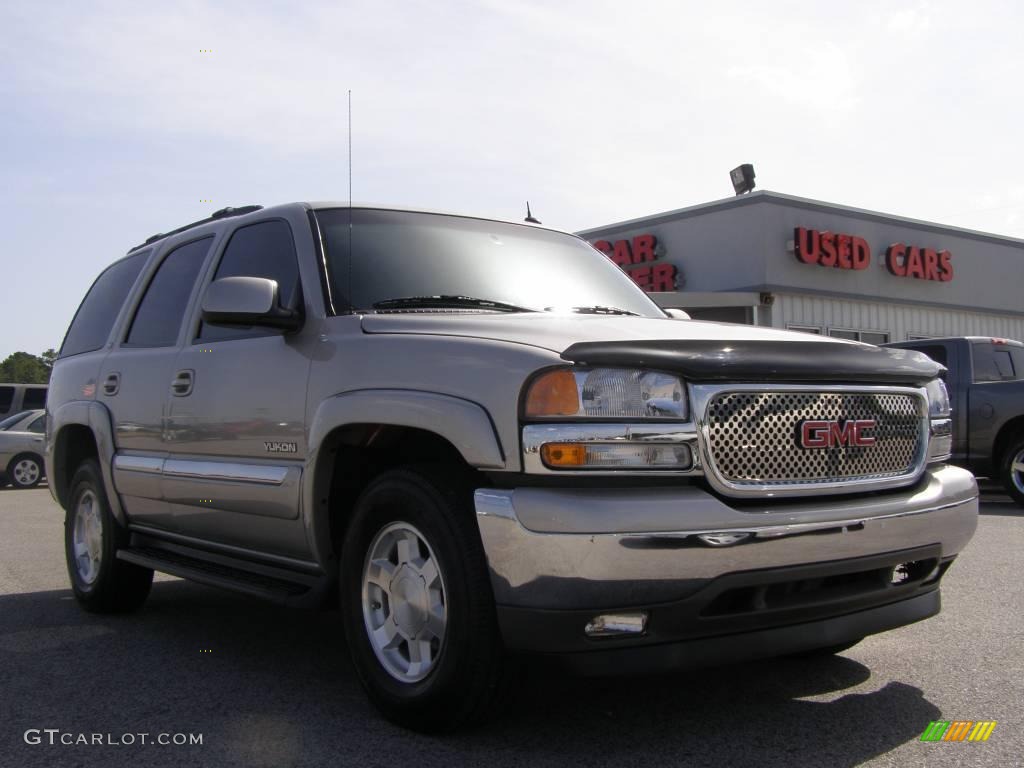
left=1, top=483, right=1021, bottom=768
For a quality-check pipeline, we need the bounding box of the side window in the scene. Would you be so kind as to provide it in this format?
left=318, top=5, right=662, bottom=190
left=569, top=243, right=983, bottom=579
left=972, top=343, right=1002, bottom=383
left=993, top=349, right=1015, bottom=380
left=61, top=251, right=149, bottom=357
left=0, top=387, right=13, bottom=413
left=125, top=237, right=213, bottom=347
left=913, top=345, right=948, bottom=368
left=22, top=388, right=47, bottom=409
left=27, top=416, right=46, bottom=434
left=198, top=220, right=300, bottom=342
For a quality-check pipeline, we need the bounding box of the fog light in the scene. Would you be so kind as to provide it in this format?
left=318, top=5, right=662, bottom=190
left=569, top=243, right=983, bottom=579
left=584, top=612, right=648, bottom=638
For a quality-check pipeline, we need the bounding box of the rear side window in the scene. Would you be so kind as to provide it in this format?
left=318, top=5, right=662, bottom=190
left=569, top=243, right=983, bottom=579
left=61, top=251, right=148, bottom=357
left=973, top=343, right=1019, bottom=382
left=0, top=387, right=13, bottom=413
left=22, top=388, right=46, bottom=409
left=198, top=220, right=300, bottom=342
left=125, top=237, right=213, bottom=347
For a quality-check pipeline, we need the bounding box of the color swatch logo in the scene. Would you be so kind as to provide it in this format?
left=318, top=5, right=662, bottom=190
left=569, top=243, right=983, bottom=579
left=920, top=721, right=997, bottom=742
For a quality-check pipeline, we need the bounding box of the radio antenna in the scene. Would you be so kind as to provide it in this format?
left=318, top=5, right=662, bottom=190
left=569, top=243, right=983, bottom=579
left=347, top=89, right=353, bottom=313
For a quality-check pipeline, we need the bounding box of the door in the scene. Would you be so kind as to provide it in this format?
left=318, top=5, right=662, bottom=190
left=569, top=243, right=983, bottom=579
left=104, top=236, right=215, bottom=530
left=164, top=219, right=314, bottom=561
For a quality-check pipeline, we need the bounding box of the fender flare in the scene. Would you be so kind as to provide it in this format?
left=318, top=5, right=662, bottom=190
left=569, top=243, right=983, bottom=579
left=303, top=389, right=507, bottom=565
left=48, top=400, right=125, bottom=524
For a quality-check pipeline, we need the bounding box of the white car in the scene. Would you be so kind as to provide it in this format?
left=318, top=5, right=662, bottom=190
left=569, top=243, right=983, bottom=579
left=0, top=409, right=46, bottom=489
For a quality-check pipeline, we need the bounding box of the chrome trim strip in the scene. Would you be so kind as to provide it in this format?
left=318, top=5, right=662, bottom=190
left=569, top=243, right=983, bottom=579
left=690, top=383, right=931, bottom=499
left=521, top=422, right=702, bottom=476
left=473, top=488, right=976, bottom=543
left=162, top=459, right=290, bottom=486
left=128, top=524, right=322, bottom=574
left=113, top=455, right=165, bottom=474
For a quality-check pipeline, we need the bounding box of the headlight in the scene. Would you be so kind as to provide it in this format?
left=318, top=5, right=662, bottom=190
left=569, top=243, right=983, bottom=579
left=925, top=378, right=952, bottom=463
left=524, top=367, right=688, bottom=420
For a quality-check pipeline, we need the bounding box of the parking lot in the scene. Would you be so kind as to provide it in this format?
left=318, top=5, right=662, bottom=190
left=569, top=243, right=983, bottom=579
left=1, top=484, right=1020, bottom=768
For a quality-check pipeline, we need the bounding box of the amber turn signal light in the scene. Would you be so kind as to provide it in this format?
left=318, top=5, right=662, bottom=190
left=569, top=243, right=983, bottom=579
left=524, top=369, right=580, bottom=417
left=540, top=443, right=587, bottom=467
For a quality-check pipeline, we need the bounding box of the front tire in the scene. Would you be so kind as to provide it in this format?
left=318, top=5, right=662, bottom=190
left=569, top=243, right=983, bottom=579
left=64, top=459, right=153, bottom=613
left=7, top=453, right=44, bottom=489
left=1000, top=438, right=1024, bottom=507
left=340, top=467, right=506, bottom=732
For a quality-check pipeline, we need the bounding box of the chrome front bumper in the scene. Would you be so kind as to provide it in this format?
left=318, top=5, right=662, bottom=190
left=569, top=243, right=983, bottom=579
left=474, top=464, right=978, bottom=611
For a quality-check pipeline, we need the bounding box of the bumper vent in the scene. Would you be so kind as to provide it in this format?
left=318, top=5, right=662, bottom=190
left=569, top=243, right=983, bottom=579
left=704, top=391, right=926, bottom=489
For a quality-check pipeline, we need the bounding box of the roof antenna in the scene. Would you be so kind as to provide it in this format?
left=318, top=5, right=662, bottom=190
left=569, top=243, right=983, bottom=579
left=524, top=201, right=541, bottom=225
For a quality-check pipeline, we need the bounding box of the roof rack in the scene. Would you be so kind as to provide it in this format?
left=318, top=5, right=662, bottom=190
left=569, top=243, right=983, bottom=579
left=127, top=205, right=263, bottom=253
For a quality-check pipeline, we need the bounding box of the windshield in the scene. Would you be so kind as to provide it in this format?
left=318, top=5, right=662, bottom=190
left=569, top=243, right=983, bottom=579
left=314, top=208, right=666, bottom=318
left=0, top=411, right=30, bottom=430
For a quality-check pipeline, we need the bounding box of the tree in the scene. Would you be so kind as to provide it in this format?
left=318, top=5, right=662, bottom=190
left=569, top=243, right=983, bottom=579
left=0, top=351, right=53, bottom=384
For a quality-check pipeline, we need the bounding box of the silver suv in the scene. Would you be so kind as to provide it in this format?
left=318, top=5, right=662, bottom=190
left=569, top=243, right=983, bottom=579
left=47, top=203, right=978, bottom=731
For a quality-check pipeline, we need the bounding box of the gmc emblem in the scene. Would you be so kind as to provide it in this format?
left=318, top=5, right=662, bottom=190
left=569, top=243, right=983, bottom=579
left=798, top=419, right=876, bottom=449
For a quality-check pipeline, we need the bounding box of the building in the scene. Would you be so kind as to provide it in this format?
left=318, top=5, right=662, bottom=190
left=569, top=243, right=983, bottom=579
left=578, top=191, right=1024, bottom=343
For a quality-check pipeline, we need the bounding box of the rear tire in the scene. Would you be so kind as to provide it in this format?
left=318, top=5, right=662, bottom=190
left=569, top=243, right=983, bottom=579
left=7, top=453, right=43, bottom=489
left=340, top=466, right=507, bottom=732
left=1000, top=438, right=1024, bottom=507
left=64, top=459, right=153, bottom=613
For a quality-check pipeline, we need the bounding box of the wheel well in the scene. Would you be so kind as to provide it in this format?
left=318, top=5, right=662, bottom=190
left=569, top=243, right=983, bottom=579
left=993, top=416, right=1024, bottom=470
left=53, top=424, right=99, bottom=507
left=314, top=425, right=479, bottom=560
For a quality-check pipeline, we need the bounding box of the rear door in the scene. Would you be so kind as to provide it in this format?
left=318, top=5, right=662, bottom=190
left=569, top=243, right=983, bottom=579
left=164, top=218, right=314, bottom=561
left=103, top=236, right=216, bottom=530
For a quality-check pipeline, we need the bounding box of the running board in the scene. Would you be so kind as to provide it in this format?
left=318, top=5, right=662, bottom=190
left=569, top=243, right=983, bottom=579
left=117, top=544, right=320, bottom=605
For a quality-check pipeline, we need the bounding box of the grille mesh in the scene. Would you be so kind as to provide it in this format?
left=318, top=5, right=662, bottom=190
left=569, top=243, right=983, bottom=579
left=705, top=391, right=925, bottom=487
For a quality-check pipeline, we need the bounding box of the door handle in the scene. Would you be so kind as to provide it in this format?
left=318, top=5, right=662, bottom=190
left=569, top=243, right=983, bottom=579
left=171, top=370, right=194, bottom=397
left=102, top=372, right=120, bottom=396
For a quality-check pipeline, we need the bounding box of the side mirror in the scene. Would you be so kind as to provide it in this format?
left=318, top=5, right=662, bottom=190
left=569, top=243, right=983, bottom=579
left=664, top=308, right=690, bottom=320
left=201, top=276, right=302, bottom=332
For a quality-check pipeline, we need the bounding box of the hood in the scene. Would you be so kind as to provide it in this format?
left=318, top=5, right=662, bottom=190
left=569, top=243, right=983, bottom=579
left=360, top=313, right=942, bottom=385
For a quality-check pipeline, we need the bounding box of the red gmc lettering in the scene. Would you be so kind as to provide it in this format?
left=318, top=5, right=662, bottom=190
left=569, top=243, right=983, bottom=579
left=801, top=419, right=876, bottom=449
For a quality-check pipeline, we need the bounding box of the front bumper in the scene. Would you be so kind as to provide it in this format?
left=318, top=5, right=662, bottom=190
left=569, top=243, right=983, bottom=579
left=475, top=464, right=977, bottom=657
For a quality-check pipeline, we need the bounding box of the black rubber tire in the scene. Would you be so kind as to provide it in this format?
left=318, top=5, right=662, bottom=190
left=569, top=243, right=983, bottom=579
left=789, top=638, right=863, bottom=658
left=7, top=453, right=44, bottom=489
left=64, top=459, right=153, bottom=613
left=340, top=466, right=507, bottom=732
left=999, top=437, right=1024, bottom=507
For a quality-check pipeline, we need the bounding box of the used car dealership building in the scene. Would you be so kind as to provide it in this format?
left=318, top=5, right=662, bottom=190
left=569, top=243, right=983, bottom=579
left=579, top=191, right=1024, bottom=343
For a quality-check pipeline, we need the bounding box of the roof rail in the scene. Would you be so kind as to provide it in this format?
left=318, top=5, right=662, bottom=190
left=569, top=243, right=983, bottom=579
left=127, top=204, right=264, bottom=253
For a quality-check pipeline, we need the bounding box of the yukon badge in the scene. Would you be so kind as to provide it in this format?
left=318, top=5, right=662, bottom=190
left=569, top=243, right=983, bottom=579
left=264, top=441, right=298, bottom=453
left=798, top=419, right=876, bottom=449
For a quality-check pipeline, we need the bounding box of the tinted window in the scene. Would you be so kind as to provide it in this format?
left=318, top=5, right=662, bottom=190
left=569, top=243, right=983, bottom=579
left=22, top=387, right=47, bottom=409
left=0, top=387, right=13, bottom=412
left=61, top=251, right=148, bottom=357
left=913, top=345, right=948, bottom=368
left=971, top=343, right=1018, bottom=382
left=198, top=221, right=300, bottom=342
left=126, top=238, right=213, bottom=347
left=27, top=416, right=46, bottom=434
left=0, top=409, right=28, bottom=429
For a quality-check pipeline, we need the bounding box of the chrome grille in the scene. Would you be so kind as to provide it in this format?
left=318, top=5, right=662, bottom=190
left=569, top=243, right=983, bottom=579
left=704, top=390, right=926, bottom=488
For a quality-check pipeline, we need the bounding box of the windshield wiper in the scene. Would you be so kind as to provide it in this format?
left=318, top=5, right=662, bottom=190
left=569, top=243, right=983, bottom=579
left=553, top=305, right=641, bottom=317
left=372, top=295, right=535, bottom=313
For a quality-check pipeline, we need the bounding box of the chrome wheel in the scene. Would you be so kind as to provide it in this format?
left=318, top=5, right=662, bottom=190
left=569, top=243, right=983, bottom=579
left=72, top=490, right=103, bottom=585
left=361, top=521, right=447, bottom=683
left=1012, top=448, right=1024, bottom=495
left=12, top=457, right=41, bottom=487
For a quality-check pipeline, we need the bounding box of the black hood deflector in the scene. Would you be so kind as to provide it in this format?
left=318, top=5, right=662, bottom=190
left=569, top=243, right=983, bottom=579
left=560, top=340, right=942, bottom=386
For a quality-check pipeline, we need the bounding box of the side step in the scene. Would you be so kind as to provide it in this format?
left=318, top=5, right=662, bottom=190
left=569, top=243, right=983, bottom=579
left=117, top=545, right=319, bottom=605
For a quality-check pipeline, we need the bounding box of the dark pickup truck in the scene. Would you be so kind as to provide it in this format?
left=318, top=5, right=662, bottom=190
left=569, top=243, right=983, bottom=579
left=886, top=336, right=1024, bottom=505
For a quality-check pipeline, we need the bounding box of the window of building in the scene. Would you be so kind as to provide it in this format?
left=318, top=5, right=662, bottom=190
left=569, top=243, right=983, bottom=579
left=125, top=237, right=213, bottom=347
left=197, top=220, right=300, bottom=342
left=787, top=325, right=821, bottom=334
left=61, top=251, right=149, bottom=357
left=22, top=387, right=46, bottom=410
left=906, top=334, right=935, bottom=340
left=828, top=328, right=890, bottom=345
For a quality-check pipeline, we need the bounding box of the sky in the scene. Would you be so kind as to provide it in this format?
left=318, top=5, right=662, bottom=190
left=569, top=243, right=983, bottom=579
left=2, top=0, right=1023, bottom=360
